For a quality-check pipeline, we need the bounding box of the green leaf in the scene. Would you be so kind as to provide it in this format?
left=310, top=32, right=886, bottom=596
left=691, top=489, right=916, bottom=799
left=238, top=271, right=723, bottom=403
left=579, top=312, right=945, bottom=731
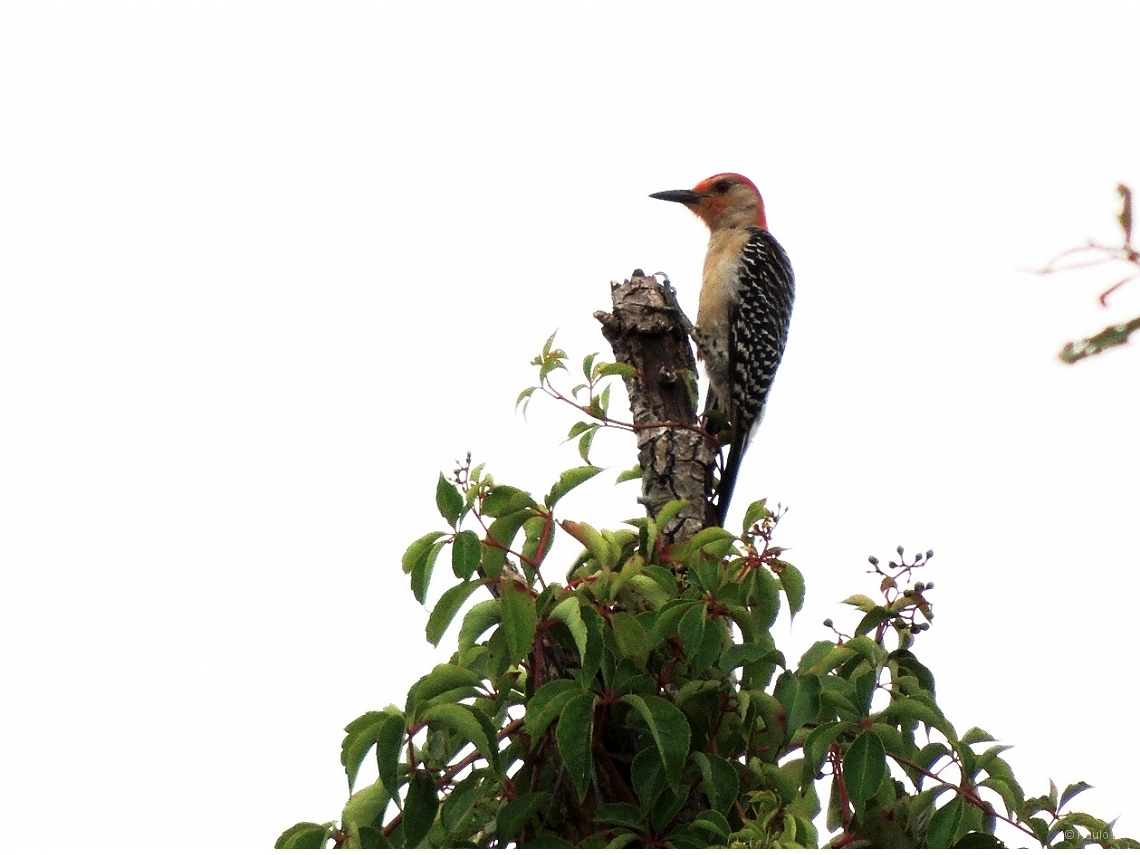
left=482, top=485, right=536, bottom=518
left=403, top=770, right=439, bottom=848
left=342, top=780, right=389, bottom=828
left=515, top=385, right=538, bottom=416
left=843, top=730, right=886, bottom=815
left=497, top=792, right=549, bottom=841
left=555, top=693, right=596, bottom=802
left=485, top=510, right=533, bottom=575
left=691, top=809, right=731, bottom=843
left=406, top=664, right=482, bottom=718
left=719, top=641, right=776, bottom=672
left=802, top=721, right=847, bottom=783
left=403, top=532, right=447, bottom=604
left=275, top=822, right=332, bottom=849
left=961, top=726, right=997, bottom=744
left=594, top=802, right=646, bottom=830
left=614, top=464, right=641, bottom=484
left=421, top=703, right=501, bottom=775
left=623, top=694, right=691, bottom=790
left=692, top=752, right=739, bottom=815
left=545, top=465, right=604, bottom=507
left=577, top=424, right=598, bottom=462
left=678, top=602, right=707, bottom=658
left=843, top=594, right=878, bottom=613
left=560, top=519, right=613, bottom=569
left=683, top=525, right=737, bottom=559
left=425, top=580, right=484, bottom=646
left=741, top=499, right=770, bottom=530
left=500, top=581, right=537, bottom=664
left=550, top=596, right=588, bottom=661
left=526, top=679, right=583, bottom=738
left=595, top=360, right=637, bottom=379
left=980, top=775, right=1023, bottom=817
left=777, top=562, right=806, bottom=617
left=654, top=498, right=689, bottom=529
left=374, top=713, right=405, bottom=803
left=926, top=795, right=964, bottom=848
left=457, top=598, right=501, bottom=651
left=951, top=831, right=1006, bottom=848
left=341, top=711, right=387, bottom=792
left=777, top=672, right=821, bottom=739
left=436, top=474, right=463, bottom=526
left=610, top=611, right=650, bottom=668
left=631, top=746, right=667, bottom=810
left=1059, top=780, right=1093, bottom=809
left=451, top=529, right=481, bottom=579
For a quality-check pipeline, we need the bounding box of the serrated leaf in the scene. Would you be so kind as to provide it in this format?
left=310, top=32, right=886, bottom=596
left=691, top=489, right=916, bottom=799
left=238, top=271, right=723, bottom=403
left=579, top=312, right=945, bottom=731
left=1059, top=780, right=1093, bottom=809
left=614, top=464, right=641, bottom=485
left=406, top=664, right=482, bottom=718
left=778, top=672, right=821, bottom=738
left=545, top=465, right=604, bottom=507
left=719, top=641, right=775, bottom=672
left=692, top=752, right=739, bottom=815
left=684, top=525, right=736, bottom=557
left=525, top=679, right=582, bottom=738
left=555, top=693, right=596, bottom=802
left=374, top=713, right=405, bottom=803
left=610, top=611, right=650, bottom=668
left=802, top=721, right=847, bottom=783
left=457, top=598, right=501, bottom=651
left=435, top=474, right=463, bottom=526
left=482, top=485, right=536, bottom=518
left=342, top=780, right=389, bottom=828
left=576, top=424, right=598, bottom=463
left=626, top=574, right=671, bottom=609
left=980, top=775, right=1023, bottom=817
left=777, top=561, right=805, bottom=617
left=594, top=802, right=646, bottom=830
left=842, top=594, right=879, bottom=613
left=275, top=821, right=332, bottom=849
left=581, top=352, right=596, bottom=378
left=962, top=726, right=997, bottom=744
left=678, top=602, right=707, bottom=658
left=421, top=703, right=501, bottom=775
left=341, top=711, right=387, bottom=792
left=844, top=730, right=886, bottom=814
left=691, top=809, right=731, bottom=843
left=425, top=580, right=483, bottom=646
left=623, top=694, right=690, bottom=790
left=402, top=532, right=447, bottom=603
left=561, top=520, right=613, bottom=569
left=741, top=499, right=770, bottom=530
left=595, top=360, right=637, bottom=378
left=449, top=529, right=481, bottom=579
left=926, top=795, right=964, bottom=848
left=515, top=385, right=538, bottom=417
left=654, top=498, right=689, bottom=529
left=550, top=596, right=588, bottom=662
left=952, top=831, right=1005, bottom=848
left=403, top=770, right=439, bottom=848
left=500, top=581, right=537, bottom=664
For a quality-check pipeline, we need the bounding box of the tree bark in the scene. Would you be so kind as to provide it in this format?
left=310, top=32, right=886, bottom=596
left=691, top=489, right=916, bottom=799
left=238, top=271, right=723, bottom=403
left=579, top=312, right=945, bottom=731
left=595, top=270, right=716, bottom=542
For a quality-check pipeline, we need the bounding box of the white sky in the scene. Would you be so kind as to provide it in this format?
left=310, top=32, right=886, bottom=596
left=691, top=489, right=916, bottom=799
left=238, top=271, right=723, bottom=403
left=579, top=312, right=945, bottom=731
left=2, top=3, right=1139, bottom=848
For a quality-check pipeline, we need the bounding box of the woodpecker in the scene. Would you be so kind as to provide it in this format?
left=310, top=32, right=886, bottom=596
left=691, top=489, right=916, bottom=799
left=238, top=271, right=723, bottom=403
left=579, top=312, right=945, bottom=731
left=650, top=173, right=794, bottom=527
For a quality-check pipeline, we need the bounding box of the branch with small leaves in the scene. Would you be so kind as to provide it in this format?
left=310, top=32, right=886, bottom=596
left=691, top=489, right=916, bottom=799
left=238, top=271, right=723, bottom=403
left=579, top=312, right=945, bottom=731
left=1033, top=184, right=1140, bottom=363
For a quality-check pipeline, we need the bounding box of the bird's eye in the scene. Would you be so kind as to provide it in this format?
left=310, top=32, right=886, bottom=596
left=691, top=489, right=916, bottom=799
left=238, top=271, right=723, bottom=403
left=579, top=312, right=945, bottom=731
left=713, top=179, right=734, bottom=194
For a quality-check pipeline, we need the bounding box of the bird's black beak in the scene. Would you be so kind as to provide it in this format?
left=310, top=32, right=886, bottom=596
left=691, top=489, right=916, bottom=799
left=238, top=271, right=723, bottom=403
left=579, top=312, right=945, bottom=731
left=649, top=189, right=702, bottom=205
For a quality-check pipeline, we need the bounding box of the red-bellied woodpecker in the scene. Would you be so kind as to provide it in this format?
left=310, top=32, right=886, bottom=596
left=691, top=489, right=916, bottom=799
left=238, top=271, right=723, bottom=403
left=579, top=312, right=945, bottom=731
left=650, top=173, right=794, bottom=527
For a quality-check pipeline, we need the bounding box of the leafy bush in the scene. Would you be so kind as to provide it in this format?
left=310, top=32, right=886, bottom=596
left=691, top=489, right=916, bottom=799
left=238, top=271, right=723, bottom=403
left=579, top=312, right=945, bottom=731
left=278, top=330, right=1133, bottom=849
